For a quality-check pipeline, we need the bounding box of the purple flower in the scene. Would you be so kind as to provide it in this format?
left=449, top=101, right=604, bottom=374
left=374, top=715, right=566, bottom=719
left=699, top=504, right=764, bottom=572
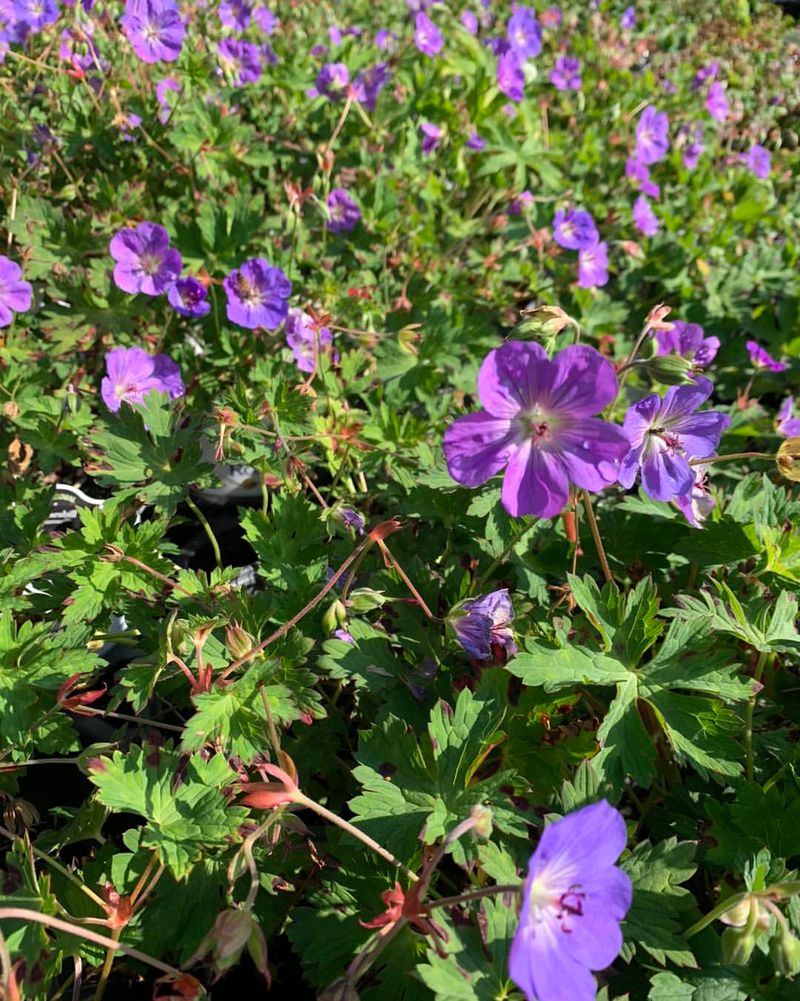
left=218, top=38, right=262, bottom=85
left=466, top=130, right=486, bottom=151
left=744, top=144, right=770, bottom=180
left=420, top=121, right=442, bottom=155
left=618, top=378, right=730, bottom=502
left=284, top=307, right=337, bottom=372
left=553, top=209, right=598, bottom=250
left=59, top=25, right=103, bottom=74
left=334, top=628, right=354, bottom=644
left=327, top=188, right=361, bottom=233
left=635, top=105, right=669, bottom=165
left=550, top=56, right=581, bottom=91
left=328, top=24, right=342, bottom=47
left=12, top=0, right=59, bottom=31
left=692, top=61, right=719, bottom=91
left=656, top=321, right=719, bottom=370
left=444, top=342, right=629, bottom=518
left=679, top=123, right=704, bottom=170
left=314, top=62, right=350, bottom=100
left=101, top=347, right=185, bottom=413
left=620, top=4, right=635, bottom=29
left=746, top=340, right=786, bottom=373
left=155, top=76, right=180, bottom=123
left=460, top=10, right=478, bottom=34
left=223, top=258, right=291, bottom=330
left=340, top=508, right=365, bottom=534
left=509, top=190, right=533, bottom=215
left=509, top=801, right=632, bottom=1001
left=776, top=398, right=800, bottom=438
left=706, top=81, right=729, bottom=123
left=675, top=464, right=716, bottom=528
left=121, top=0, right=185, bottom=64
left=625, top=157, right=660, bottom=199
left=168, top=277, right=210, bottom=318
left=507, top=6, right=541, bottom=59
left=0, top=255, right=32, bottom=327
left=375, top=29, right=396, bottom=50
left=253, top=6, right=277, bottom=34
left=109, top=222, right=182, bottom=296
left=632, top=196, right=658, bottom=237
left=497, top=50, right=525, bottom=102
left=352, top=62, right=390, bottom=112
left=218, top=0, right=251, bottom=31
left=414, top=12, right=443, bottom=57
left=449, top=589, right=517, bottom=661
left=578, top=242, right=609, bottom=288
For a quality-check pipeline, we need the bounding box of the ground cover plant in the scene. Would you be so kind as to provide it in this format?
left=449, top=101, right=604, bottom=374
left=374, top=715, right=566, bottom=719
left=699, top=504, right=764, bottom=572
left=2, top=0, right=800, bottom=997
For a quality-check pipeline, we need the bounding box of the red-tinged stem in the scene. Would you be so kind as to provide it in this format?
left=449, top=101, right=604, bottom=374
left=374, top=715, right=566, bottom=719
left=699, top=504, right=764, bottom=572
left=0, top=909, right=184, bottom=978
left=375, top=539, right=435, bottom=619
left=581, top=490, right=613, bottom=584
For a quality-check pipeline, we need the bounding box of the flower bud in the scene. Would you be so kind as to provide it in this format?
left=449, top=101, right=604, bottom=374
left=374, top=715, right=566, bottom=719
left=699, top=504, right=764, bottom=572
left=348, top=588, right=386, bottom=613
left=225, top=624, right=255, bottom=661
left=514, top=304, right=574, bottom=339
left=322, top=600, right=348, bottom=634
left=191, top=909, right=261, bottom=980
left=643, top=354, right=697, bottom=386
left=319, top=978, right=361, bottom=1001
left=470, top=804, right=493, bottom=839
left=770, top=925, right=800, bottom=976
left=721, top=924, right=758, bottom=965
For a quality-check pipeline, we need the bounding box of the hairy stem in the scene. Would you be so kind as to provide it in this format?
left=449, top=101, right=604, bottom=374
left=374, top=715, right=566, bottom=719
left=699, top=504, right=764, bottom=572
left=581, top=491, right=613, bottom=584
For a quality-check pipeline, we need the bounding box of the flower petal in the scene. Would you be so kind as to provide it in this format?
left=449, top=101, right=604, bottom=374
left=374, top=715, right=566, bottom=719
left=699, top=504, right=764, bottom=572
left=510, top=912, right=598, bottom=1001
left=501, top=440, right=569, bottom=518
left=556, top=418, right=630, bottom=491
left=544, top=345, right=619, bottom=417
left=477, top=340, right=549, bottom=418
left=659, top=377, right=713, bottom=425
left=532, top=801, right=629, bottom=878
left=443, top=412, right=516, bottom=487
left=641, top=450, right=694, bottom=501
left=672, top=410, right=730, bottom=458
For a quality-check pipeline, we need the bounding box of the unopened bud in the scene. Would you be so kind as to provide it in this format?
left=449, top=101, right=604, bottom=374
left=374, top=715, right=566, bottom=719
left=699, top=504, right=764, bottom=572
left=348, top=588, right=386, bottom=614
left=719, top=896, right=767, bottom=965
left=191, top=909, right=260, bottom=979
left=645, top=303, right=673, bottom=332
left=225, top=624, right=255, bottom=661
left=322, top=600, right=348, bottom=634
left=319, top=978, right=361, bottom=1001
left=643, top=354, right=697, bottom=386
left=470, top=804, right=493, bottom=839
left=515, top=304, right=574, bottom=339
left=721, top=924, right=758, bottom=965
left=398, top=324, right=422, bottom=355
left=770, top=925, right=800, bottom=977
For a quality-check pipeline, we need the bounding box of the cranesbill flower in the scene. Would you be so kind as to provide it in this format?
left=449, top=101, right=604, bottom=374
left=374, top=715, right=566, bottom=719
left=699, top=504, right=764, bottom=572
left=375, top=29, right=396, bottom=49
left=679, top=123, right=704, bottom=171
left=444, top=342, right=629, bottom=518
left=578, top=242, right=608, bottom=288
left=776, top=398, right=800, bottom=438
left=314, top=62, right=349, bottom=100
left=509, top=800, right=632, bottom=1001
left=0, top=255, right=32, bottom=327
left=223, top=258, right=291, bottom=330
left=467, top=130, right=486, bottom=151
left=744, top=144, right=770, bottom=180
left=497, top=50, right=524, bottom=102
left=168, top=277, right=210, bottom=318
left=284, top=307, right=337, bottom=372
left=675, top=464, right=715, bottom=528
left=352, top=61, right=390, bottom=111
left=507, top=6, right=541, bottom=59
left=460, top=10, right=478, bottom=33
left=218, top=38, right=262, bottom=84
left=550, top=56, right=580, bottom=91
left=618, top=378, right=730, bottom=501
left=420, top=121, right=442, bottom=155
left=746, top=340, right=786, bottom=373
left=12, top=0, right=58, bottom=31
left=620, top=4, right=635, bottom=29
left=254, top=6, right=277, bottom=33
left=553, top=209, right=598, bottom=250
left=449, top=589, right=517, bottom=661
left=101, top=347, right=185, bottom=412
left=656, top=321, right=719, bottom=370
left=706, top=81, right=729, bottom=122
left=218, top=0, right=251, bottom=31
left=509, top=190, right=533, bottom=215
left=692, top=61, right=719, bottom=90
left=632, top=196, right=658, bottom=237
left=625, top=157, right=660, bottom=199
left=121, top=0, right=185, bottom=64
left=635, top=105, right=669, bottom=165
left=414, top=12, right=443, bottom=57
left=327, top=188, right=361, bottom=233
left=109, top=222, right=182, bottom=296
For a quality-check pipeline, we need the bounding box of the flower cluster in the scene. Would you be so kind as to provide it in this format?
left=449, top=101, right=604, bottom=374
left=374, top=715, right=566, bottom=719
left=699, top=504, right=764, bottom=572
left=553, top=209, right=608, bottom=288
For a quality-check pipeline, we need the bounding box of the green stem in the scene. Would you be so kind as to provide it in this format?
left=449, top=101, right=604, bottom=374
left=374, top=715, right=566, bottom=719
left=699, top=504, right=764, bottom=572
left=186, top=495, right=222, bottom=569
left=690, top=452, right=771, bottom=467
left=745, top=651, right=769, bottom=782
left=427, top=883, right=521, bottom=910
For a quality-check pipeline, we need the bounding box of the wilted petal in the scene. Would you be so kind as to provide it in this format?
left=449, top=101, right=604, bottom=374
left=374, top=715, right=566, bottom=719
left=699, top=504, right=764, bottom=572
left=444, top=411, right=517, bottom=487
